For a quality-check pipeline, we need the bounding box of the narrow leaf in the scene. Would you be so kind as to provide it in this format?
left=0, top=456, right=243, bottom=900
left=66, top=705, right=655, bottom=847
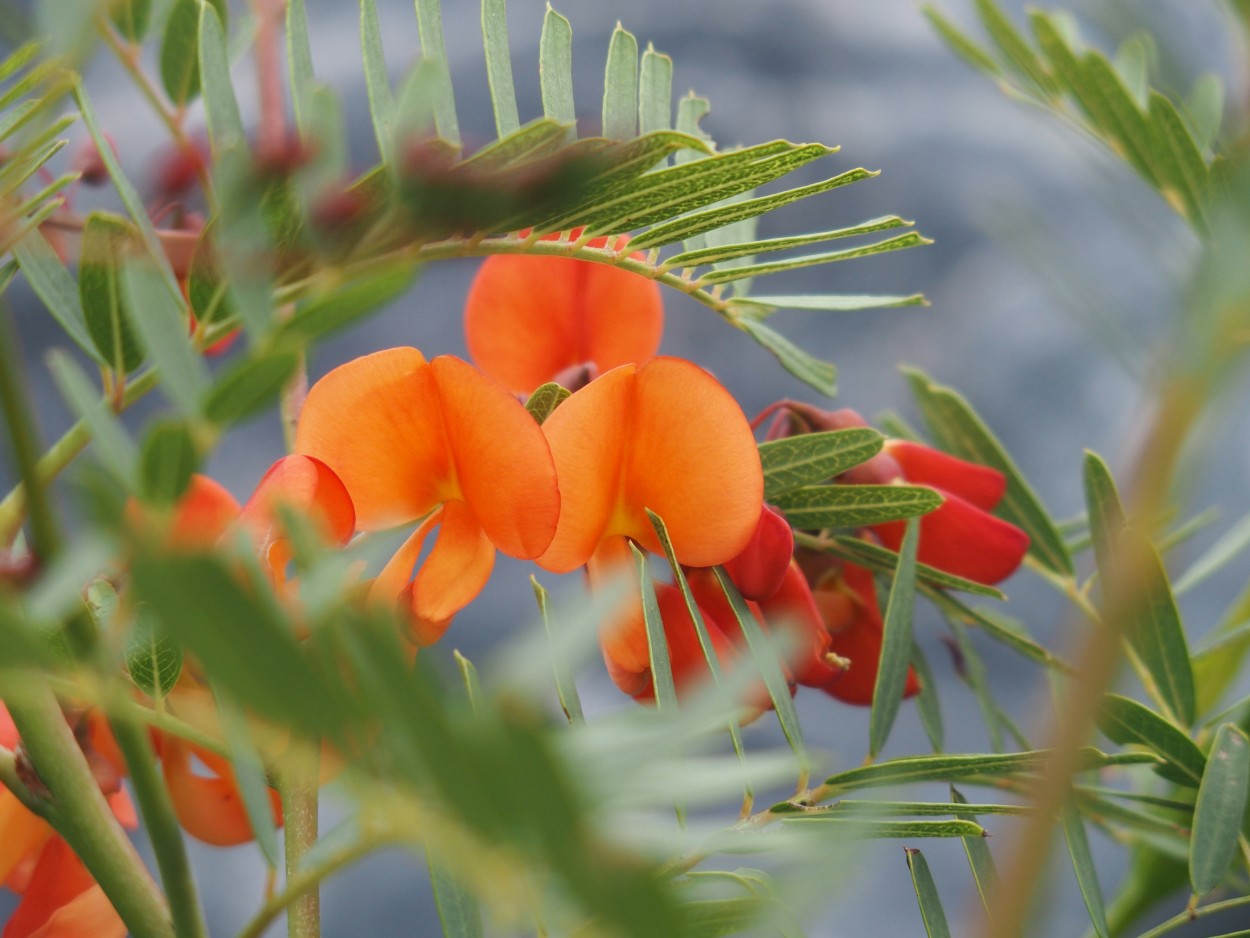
left=276, top=262, right=417, bottom=343
left=1147, top=91, right=1209, bottom=227
left=1176, top=511, right=1250, bottom=596
left=1190, top=724, right=1250, bottom=896
left=870, top=519, right=920, bottom=756
left=905, top=367, right=1073, bottom=575
left=203, top=351, right=299, bottom=427
left=1062, top=799, right=1110, bottom=937
left=80, top=213, right=144, bottom=375
left=531, top=577, right=582, bottom=724
left=758, top=427, right=884, bottom=500
left=698, top=231, right=931, bottom=286
left=361, top=0, right=395, bottom=159
left=216, top=689, right=281, bottom=868
left=160, top=0, right=201, bottom=105
left=428, top=852, right=484, bottom=938
left=121, top=261, right=209, bottom=415
left=738, top=318, right=836, bottom=396
left=13, top=230, right=102, bottom=364
left=46, top=351, right=136, bottom=483
left=413, top=0, right=460, bottom=146
left=922, top=5, right=999, bottom=76
left=1097, top=694, right=1205, bottom=788
left=540, top=5, right=575, bottom=127
left=974, top=0, right=1057, bottom=98
left=912, top=643, right=944, bottom=752
left=906, top=849, right=953, bottom=938
left=666, top=216, right=912, bottom=269
left=774, top=484, right=942, bottom=530
left=638, top=45, right=672, bottom=136
left=634, top=541, right=676, bottom=713
left=200, top=1, right=245, bottom=152
left=285, top=0, right=316, bottom=134
left=480, top=0, right=519, bottom=137
left=785, top=818, right=986, bottom=839
left=827, top=535, right=1005, bottom=599
left=602, top=24, right=638, bottom=140
left=952, top=787, right=999, bottom=917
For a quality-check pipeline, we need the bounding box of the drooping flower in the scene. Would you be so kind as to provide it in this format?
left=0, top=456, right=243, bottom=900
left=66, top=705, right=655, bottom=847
left=296, top=347, right=561, bottom=644
left=464, top=232, right=664, bottom=396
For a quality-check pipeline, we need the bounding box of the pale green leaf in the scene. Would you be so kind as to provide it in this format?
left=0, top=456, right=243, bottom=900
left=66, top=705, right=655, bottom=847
left=922, top=5, right=999, bottom=76
left=912, top=643, right=944, bottom=752
left=952, top=787, right=998, bottom=917
left=12, top=230, right=102, bottom=364
left=974, top=0, right=1057, bottom=98
left=361, top=0, right=395, bottom=159
left=539, top=5, right=574, bottom=128
left=285, top=0, right=316, bottom=135
left=602, top=24, right=638, bottom=140
left=122, top=261, right=209, bottom=415
left=1186, top=74, right=1223, bottom=150
left=1147, top=91, right=1210, bottom=227
left=413, top=0, right=460, bottom=146
left=459, top=118, right=572, bottom=171
left=826, top=535, right=1006, bottom=599
left=277, top=262, right=417, bottom=343
left=200, top=1, right=245, bottom=153
left=784, top=817, right=986, bottom=839
left=738, top=317, right=836, bottom=396
left=638, top=45, right=672, bottom=136
left=47, top=351, right=136, bottom=483
left=532, top=577, right=582, bottom=724
left=870, top=519, right=920, bottom=757
left=480, top=0, right=519, bottom=137
left=216, top=688, right=281, bottom=868
left=1175, top=510, right=1250, bottom=596
left=203, top=351, right=299, bottom=427
left=634, top=541, right=676, bottom=713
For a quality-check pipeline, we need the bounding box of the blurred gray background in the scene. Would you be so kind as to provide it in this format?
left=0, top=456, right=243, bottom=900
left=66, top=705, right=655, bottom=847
left=5, top=0, right=1250, bottom=934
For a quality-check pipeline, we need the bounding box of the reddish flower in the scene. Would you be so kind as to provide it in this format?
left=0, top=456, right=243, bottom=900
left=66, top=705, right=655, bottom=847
left=464, top=232, right=664, bottom=395
left=296, top=348, right=561, bottom=644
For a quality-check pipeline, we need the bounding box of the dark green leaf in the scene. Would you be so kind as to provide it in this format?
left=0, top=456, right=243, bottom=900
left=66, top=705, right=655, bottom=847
left=870, top=519, right=920, bottom=757
left=203, top=351, right=299, bottom=427
left=952, top=787, right=999, bottom=917
left=602, top=25, right=638, bottom=140
left=80, top=212, right=144, bottom=374
left=539, top=5, right=574, bottom=127
left=1062, top=798, right=1109, bottom=937
left=904, top=367, right=1073, bottom=575
left=785, top=817, right=986, bottom=839
left=1097, top=694, right=1205, bottom=788
left=1078, top=53, right=1160, bottom=187
left=138, top=420, right=199, bottom=505
left=110, top=0, right=152, bottom=41
left=186, top=227, right=233, bottom=327
left=480, top=0, right=519, bottom=137
left=1083, top=451, right=1126, bottom=583
left=13, top=230, right=103, bottom=365
left=524, top=382, right=570, bottom=424
left=774, top=484, right=941, bottom=529
left=124, top=604, right=183, bottom=698
left=738, top=317, right=836, bottom=396
left=759, top=427, right=883, bottom=500
left=160, top=0, right=202, bottom=106
left=906, top=848, right=953, bottom=938
left=826, top=535, right=1006, bottom=599
left=1190, top=724, right=1250, bottom=896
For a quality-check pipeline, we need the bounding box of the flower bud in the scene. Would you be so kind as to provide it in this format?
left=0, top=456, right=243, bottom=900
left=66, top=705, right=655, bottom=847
left=720, top=503, right=793, bottom=602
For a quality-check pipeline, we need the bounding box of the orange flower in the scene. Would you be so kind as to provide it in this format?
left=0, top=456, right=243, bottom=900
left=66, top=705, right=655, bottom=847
left=537, top=357, right=762, bottom=576
left=295, top=347, right=561, bottom=644
left=158, top=735, right=281, bottom=847
left=464, top=232, right=663, bottom=395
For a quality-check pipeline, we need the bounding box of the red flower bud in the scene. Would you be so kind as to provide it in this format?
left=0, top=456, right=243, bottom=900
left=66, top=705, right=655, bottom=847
left=720, top=504, right=793, bottom=602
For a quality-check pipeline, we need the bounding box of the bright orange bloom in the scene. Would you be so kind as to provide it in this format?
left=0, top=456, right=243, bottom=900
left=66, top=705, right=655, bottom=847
left=537, top=357, right=762, bottom=575
left=158, top=735, right=282, bottom=847
left=464, top=232, right=664, bottom=395
left=296, top=347, right=561, bottom=644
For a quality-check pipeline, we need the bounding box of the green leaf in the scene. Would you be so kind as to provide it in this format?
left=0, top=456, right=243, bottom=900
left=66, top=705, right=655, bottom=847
left=665, top=215, right=913, bottom=268
left=531, top=577, right=582, bottom=724
left=110, top=0, right=153, bottom=41
left=276, top=262, right=417, bottom=342
left=13, top=230, right=103, bottom=365
left=922, top=5, right=999, bottom=76
left=46, top=350, right=137, bottom=484
left=215, top=688, right=281, bottom=869
left=698, top=231, right=930, bottom=286
left=285, top=0, right=315, bottom=135
left=1062, top=798, right=1110, bottom=938
left=738, top=317, right=836, bottom=396
left=480, top=0, right=519, bottom=137
left=200, top=0, right=245, bottom=153
left=124, top=604, right=183, bottom=699
left=1097, top=694, right=1205, bottom=788
left=186, top=228, right=233, bottom=327
left=602, top=24, right=638, bottom=140
left=428, top=851, right=484, bottom=938
left=1112, top=35, right=1150, bottom=108
left=361, top=0, right=395, bottom=159
left=459, top=118, right=571, bottom=171
left=413, top=0, right=460, bottom=146
left=821, top=748, right=1157, bottom=793
left=203, top=351, right=299, bottom=427
left=539, top=5, right=574, bottom=128
left=784, top=817, right=986, bottom=839
left=813, top=798, right=1027, bottom=817
left=1084, top=453, right=1196, bottom=726
left=634, top=541, right=676, bottom=713
left=524, top=382, right=570, bottom=424
left=758, top=427, right=884, bottom=500
left=1147, top=91, right=1210, bottom=227
left=1077, top=53, right=1161, bottom=188
left=951, top=787, right=999, bottom=917
left=974, top=0, right=1057, bottom=98
left=906, top=849, right=953, bottom=938
left=79, top=213, right=144, bottom=375
left=931, top=594, right=1069, bottom=671
left=1190, top=724, right=1250, bottom=896
left=453, top=650, right=483, bottom=712
left=629, top=166, right=872, bottom=251
left=1175, top=510, right=1250, bottom=596
left=826, top=535, right=1006, bottom=599
left=1186, top=74, right=1223, bottom=150
left=638, top=44, right=672, bottom=136
left=912, top=643, right=944, bottom=752
left=160, top=0, right=201, bottom=105
left=713, top=566, right=806, bottom=760
left=947, top=617, right=1003, bottom=753
left=870, top=519, right=920, bottom=757
left=773, top=484, right=942, bottom=529
left=138, top=420, right=200, bottom=506
left=121, top=261, right=210, bottom=415
left=904, top=367, right=1073, bottom=575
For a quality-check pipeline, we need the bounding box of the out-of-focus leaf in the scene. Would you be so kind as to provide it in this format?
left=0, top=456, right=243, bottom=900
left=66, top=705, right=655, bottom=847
left=361, top=0, right=394, bottom=158
left=13, top=230, right=102, bottom=364
left=285, top=0, right=315, bottom=134
left=1175, top=510, right=1250, bottom=597
left=111, top=0, right=153, bottom=41
left=1186, top=74, right=1223, bottom=150
left=973, top=0, right=1057, bottom=98
left=906, top=848, right=952, bottom=938
left=540, top=5, right=574, bottom=127
left=524, top=382, right=570, bottom=424
left=922, top=5, right=999, bottom=76
left=1097, top=694, right=1205, bottom=788
left=952, top=787, right=998, bottom=917
left=79, top=213, right=144, bottom=375
left=124, top=604, right=183, bottom=699
left=160, top=0, right=202, bottom=105
left=870, top=519, right=920, bottom=757
left=276, top=263, right=417, bottom=343
left=122, top=261, right=209, bottom=415
left=784, top=817, right=986, bottom=839
left=428, top=849, right=484, bottom=938
left=1062, top=798, right=1109, bottom=938
left=1146, top=91, right=1209, bottom=227
left=905, top=367, right=1073, bottom=575
left=199, top=1, right=246, bottom=154
left=638, top=44, right=672, bottom=136
left=758, top=427, right=883, bottom=500
left=602, top=25, right=638, bottom=141
left=775, top=484, right=941, bottom=529
left=1190, top=724, right=1250, bottom=896
left=912, top=643, right=944, bottom=752
left=738, top=318, right=836, bottom=396
left=215, top=688, right=281, bottom=869
left=947, top=617, right=1003, bottom=753
left=202, top=351, right=299, bottom=427
left=634, top=541, right=676, bottom=713
left=46, top=351, right=136, bottom=483
left=138, top=419, right=199, bottom=505
left=413, top=0, right=460, bottom=146
left=480, top=0, right=519, bottom=137
left=531, top=577, right=582, bottom=724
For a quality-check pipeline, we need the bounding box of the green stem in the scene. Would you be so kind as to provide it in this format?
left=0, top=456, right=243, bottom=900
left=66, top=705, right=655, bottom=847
left=1135, top=893, right=1250, bottom=938
left=110, top=710, right=209, bottom=938
left=0, top=369, right=159, bottom=547
left=280, top=746, right=321, bottom=938
left=5, top=680, right=173, bottom=938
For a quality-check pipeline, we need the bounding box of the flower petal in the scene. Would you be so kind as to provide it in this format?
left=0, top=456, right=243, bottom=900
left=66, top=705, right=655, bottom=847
left=873, top=489, right=1030, bottom=585
left=170, top=475, right=241, bottom=548
left=464, top=235, right=663, bottom=394
left=0, top=793, right=52, bottom=887
left=240, top=455, right=356, bottom=546
left=721, top=504, right=794, bottom=602
left=296, top=347, right=452, bottom=530
left=161, top=736, right=282, bottom=846
left=429, top=356, right=560, bottom=559
left=3, top=839, right=98, bottom=938
left=883, top=440, right=1006, bottom=510
left=26, top=884, right=126, bottom=938
left=755, top=561, right=836, bottom=688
